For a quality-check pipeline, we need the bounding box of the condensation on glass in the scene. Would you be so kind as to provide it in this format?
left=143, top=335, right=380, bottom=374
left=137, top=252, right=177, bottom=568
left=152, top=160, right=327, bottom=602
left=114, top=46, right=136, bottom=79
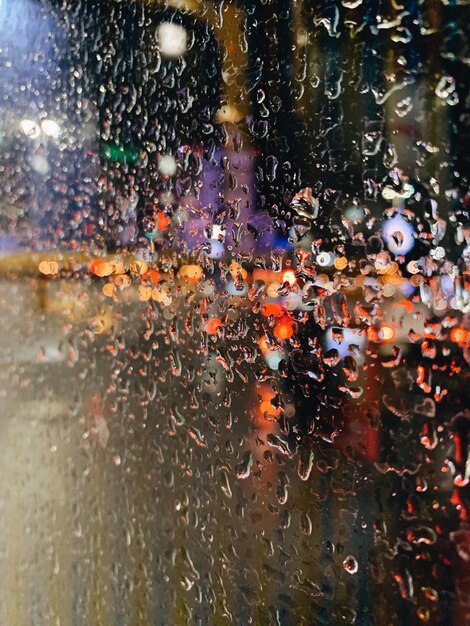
left=0, top=0, right=469, bottom=624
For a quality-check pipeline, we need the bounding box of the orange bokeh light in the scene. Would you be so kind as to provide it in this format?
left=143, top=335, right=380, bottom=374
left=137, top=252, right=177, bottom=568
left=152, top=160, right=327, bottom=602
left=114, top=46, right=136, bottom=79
left=156, top=211, right=171, bottom=230
left=450, top=327, right=469, bottom=344
left=259, top=335, right=270, bottom=354
left=274, top=316, right=295, bottom=340
left=367, top=324, right=396, bottom=343
left=254, top=385, right=281, bottom=429
left=204, top=318, right=223, bottom=335
left=180, top=264, right=203, bottom=283
left=281, top=269, right=296, bottom=286
left=260, top=303, right=283, bottom=318
left=381, top=324, right=396, bottom=343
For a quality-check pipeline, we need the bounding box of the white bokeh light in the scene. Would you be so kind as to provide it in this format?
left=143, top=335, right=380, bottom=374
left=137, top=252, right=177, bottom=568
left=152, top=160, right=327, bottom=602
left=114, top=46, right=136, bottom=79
left=382, top=214, right=415, bottom=256
left=19, top=118, right=40, bottom=138
left=158, top=154, right=178, bottom=177
left=29, top=154, right=49, bottom=175
left=156, top=22, right=187, bottom=58
left=316, top=252, right=334, bottom=267
left=324, top=327, right=366, bottom=364
left=41, top=119, right=61, bottom=138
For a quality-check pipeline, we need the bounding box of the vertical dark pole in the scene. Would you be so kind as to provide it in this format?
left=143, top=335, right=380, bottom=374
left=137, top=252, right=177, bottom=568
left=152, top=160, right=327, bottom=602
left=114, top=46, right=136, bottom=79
left=244, top=0, right=304, bottom=224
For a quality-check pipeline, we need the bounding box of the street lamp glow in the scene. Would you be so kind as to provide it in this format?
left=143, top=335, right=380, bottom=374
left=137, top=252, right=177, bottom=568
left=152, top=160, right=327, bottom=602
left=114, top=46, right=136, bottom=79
left=156, top=22, right=187, bottom=58
left=158, top=154, right=177, bottom=177
left=41, top=119, right=60, bottom=138
left=19, top=118, right=40, bottom=138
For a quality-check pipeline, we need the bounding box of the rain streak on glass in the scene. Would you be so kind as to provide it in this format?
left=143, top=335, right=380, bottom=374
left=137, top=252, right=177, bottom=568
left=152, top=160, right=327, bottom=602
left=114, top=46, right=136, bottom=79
left=0, top=0, right=469, bottom=625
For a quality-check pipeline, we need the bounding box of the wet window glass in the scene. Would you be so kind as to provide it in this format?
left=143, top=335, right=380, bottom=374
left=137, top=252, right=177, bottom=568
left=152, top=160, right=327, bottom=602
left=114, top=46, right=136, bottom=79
left=0, top=0, right=469, bottom=624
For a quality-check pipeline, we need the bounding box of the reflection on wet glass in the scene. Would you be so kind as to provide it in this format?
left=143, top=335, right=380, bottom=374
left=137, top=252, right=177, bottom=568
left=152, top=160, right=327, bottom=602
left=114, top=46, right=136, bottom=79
left=0, top=0, right=469, bottom=624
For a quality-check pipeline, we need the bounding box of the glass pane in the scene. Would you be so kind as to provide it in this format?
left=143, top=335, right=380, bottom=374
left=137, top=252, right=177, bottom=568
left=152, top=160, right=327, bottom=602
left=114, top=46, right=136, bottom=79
left=0, top=0, right=469, bottom=624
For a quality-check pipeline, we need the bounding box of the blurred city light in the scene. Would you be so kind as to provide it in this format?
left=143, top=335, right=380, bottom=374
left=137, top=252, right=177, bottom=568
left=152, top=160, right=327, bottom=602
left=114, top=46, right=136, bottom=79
left=19, top=118, right=40, bottom=138
left=382, top=213, right=416, bottom=256
left=156, top=22, right=187, bottom=58
left=158, top=154, right=178, bottom=176
left=41, top=119, right=61, bottom=139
